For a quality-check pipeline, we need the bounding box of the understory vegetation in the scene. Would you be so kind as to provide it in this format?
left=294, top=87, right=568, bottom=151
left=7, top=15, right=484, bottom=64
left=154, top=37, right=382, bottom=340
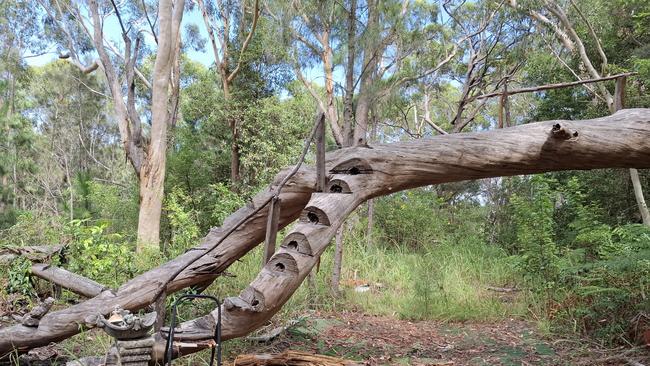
left=3, top=171, right=649, bottom=350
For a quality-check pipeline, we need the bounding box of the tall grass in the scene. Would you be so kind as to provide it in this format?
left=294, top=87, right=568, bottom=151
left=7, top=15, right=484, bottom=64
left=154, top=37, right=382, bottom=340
left=197, top=211, right=525, bottom=327
left=339, top=228, right=526, bottom=321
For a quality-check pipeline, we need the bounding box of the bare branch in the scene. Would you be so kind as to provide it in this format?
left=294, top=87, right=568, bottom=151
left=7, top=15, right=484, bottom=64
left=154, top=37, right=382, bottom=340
left=227, top=0, right=260, bottom=83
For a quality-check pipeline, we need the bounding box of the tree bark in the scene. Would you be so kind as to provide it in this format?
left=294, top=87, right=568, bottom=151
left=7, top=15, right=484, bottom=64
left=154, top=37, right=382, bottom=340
left=629, top=168, right=650, bottom=226
left=135, top=0, right=184, bottom=250
left=342, top=0, right=357, bottom=147
left=331, top=225, right=345, bottom=296
left=2, top=110, right=650, bottom=358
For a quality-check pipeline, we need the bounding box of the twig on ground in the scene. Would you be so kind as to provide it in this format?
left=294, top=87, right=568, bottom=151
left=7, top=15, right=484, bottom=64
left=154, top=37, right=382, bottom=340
left=246, top=317, right=306, bottom=343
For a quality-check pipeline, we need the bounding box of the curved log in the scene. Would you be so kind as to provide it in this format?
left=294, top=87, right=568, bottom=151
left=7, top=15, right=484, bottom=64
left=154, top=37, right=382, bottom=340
left=154, top=108, right=650, bottom=359
left=2, top=109, right=650, bottom=357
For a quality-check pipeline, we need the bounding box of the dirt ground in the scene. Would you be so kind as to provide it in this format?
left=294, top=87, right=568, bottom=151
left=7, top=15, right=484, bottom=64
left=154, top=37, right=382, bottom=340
left=3, top=309, right=649, bottom=365
left=228, top=311, right=650, bottom=366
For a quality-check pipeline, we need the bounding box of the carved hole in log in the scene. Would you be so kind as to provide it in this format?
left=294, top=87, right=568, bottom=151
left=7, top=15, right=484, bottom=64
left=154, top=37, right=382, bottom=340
left=266, top=253, right=298, bottom=276
left=300, top=207, right=330, bottom=226
left=236, top=286, right=265, bottom=312
left=327, top=179, right=352, bottom=194
left=329, top=158, right=373, bottom=175
left=281, top=232, right=313, bottom=256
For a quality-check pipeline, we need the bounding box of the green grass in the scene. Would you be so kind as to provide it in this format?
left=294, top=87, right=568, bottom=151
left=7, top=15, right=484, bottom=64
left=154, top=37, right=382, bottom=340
left=338, top=231, right=526, bottom=321
left=199, top=215, right=526, bottom=326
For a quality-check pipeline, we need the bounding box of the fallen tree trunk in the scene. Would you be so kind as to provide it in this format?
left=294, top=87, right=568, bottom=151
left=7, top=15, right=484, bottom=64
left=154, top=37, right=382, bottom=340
left=0, top=245, right=64, bottom=265
left=30, top=264, right=108, bottom=298
left=2, top=109, right=650, bottom=358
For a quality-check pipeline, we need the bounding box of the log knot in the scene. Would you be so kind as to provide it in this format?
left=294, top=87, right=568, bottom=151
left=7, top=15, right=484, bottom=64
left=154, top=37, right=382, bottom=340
left=550, top=123, right=579, bottom=140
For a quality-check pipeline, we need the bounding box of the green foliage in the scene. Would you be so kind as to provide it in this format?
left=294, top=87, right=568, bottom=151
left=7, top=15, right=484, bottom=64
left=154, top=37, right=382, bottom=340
left=165, top=187, right=201, bottom=257
left=64, top=219, right=134, bottom=288
left=373, top=189, right=445, bottom=249
left=7, top=256, right=35, bottom=296
left=0, top=211, right=63, bottom=247
left=502, top=174, right=650, bottom=344
left=510, top=176, right=560, bottom=288
left=209, top=183, right=246, bottom=226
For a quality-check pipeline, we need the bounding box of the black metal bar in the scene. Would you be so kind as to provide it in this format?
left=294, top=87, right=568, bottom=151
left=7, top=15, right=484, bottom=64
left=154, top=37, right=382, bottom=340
left=164, top=294, right=222, bottom=366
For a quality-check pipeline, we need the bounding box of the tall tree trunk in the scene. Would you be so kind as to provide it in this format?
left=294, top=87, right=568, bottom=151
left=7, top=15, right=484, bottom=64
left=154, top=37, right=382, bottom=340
left=629, top=168, right=650, bottom=225
left=366, top=109, right=378, bottom=247
left=322, top=32, right=343, bottom=147
left=136, top=0, right=184, bottom=250
left=230, top=120, right=241, bottom=186
left=331, top=224, right=345, bottom=296
left=353, top=0, right=379, bottom=147
left=137, top=158, right=166, bottom=249
left=342, top=0, right=357, bottom=147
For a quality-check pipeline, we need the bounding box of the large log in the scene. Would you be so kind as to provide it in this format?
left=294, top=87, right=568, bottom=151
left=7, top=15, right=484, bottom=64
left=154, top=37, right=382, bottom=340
left=1, top=109, right=650, bottom=357
left=30, top=264, right=108, bottom=298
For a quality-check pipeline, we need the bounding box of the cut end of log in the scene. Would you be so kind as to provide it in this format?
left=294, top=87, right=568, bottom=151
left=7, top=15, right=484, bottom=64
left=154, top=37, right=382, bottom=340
left=266, top=253, right=298, bottom=276
left=299, top=206, right=331, bottom=226
left=240, top=286, right=266, bottom=312
left=327, top=179, right=352, bottom=194
left=280, top=233, right=313, bottom=256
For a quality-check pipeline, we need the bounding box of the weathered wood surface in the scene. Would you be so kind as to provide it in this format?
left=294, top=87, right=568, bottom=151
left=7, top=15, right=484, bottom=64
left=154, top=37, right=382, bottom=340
left=0, top=245, right=64, bottom=265
left=2, top=109, right=650, bottom=358
left=232, top=350, right=361, bottom=366
left=30, top=264, right=108, bottom=298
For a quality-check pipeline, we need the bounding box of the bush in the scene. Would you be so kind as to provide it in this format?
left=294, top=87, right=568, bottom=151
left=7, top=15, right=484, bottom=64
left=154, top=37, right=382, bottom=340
left=64, top=219, right=134, bottom=288
left=505, top=175, right=650, bottom=344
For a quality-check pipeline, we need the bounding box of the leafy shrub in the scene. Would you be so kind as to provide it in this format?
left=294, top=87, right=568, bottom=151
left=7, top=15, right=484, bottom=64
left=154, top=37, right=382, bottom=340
left=7, top=256, right=35, bottom=296
left=510, top=176, right=560, bottom=288
left=374, top=189, right=445, bottom=249
left=165, top=187, right=201, bottom=257
left=506, top=175, right=650, bottom=344
left=64, top=219, right=134, bottom=288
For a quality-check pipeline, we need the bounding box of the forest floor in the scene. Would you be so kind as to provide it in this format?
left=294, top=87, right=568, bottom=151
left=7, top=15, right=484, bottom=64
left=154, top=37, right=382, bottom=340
left=3, top=308, right=649, bottom=365
left=227, top=311, right=650, bottom=366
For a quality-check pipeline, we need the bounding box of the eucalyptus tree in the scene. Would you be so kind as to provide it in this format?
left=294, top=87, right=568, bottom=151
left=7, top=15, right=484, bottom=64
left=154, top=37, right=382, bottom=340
left=508, top=0, right=650, bottom=226
left=194, top=0, right=261, bottom=187
left=37, top=0, right=186, bottom=250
